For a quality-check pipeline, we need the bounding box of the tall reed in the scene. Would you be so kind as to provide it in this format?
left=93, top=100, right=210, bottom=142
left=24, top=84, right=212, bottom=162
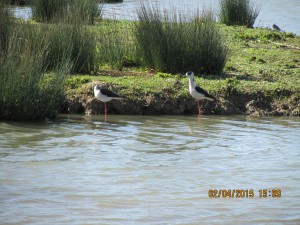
left=1, top=0, right=12, bottom=4
left=134, top=4, right=229, bottom=74
left=70, top=0, right=103, bottom=25
left=32, top=0, right=69, bottom=23
left=41, top=23, right=97, bottom=74
left=96, top=21, right=136, bottom=69
left=0, top=1, right=13, bottom=54
left=219, top=0, right=260, bottom=28
left=69, top=25, right=97, bottom=73
left=0, top=21, right=70, bottom=121
left=32, top=0, right=102, bottom=24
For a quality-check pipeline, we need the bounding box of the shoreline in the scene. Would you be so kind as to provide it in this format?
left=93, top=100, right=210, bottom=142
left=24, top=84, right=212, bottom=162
left=62, top=74, right=300, bottom=117
left=1, top=11, right=300, bottom=120
left=60, top=22, right=300, bottom=117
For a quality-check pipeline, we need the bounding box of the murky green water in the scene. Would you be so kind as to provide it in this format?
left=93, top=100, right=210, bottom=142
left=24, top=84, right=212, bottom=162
left=1, top=115, right=300, bottom=224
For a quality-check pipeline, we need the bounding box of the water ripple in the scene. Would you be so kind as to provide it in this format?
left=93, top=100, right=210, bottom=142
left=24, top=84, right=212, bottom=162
left=1, top=115, right=300, bottom=224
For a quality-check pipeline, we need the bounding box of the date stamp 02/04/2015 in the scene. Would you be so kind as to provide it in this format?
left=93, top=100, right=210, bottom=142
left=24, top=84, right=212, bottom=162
left=208, top=189, right=282, bottom=198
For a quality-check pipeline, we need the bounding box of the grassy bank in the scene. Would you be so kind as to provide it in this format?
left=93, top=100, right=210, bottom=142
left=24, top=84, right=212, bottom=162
left=64, top=21, right=300, bottom=116
left=1, top=3, right=300, bottom=118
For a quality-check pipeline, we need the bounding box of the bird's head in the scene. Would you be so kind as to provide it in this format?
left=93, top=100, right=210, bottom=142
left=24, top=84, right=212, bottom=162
left=94, top=83, right=100, bottom=90
left=93, top=82, right=107, bottom=90
left=186, top=71, right=194, bottom=79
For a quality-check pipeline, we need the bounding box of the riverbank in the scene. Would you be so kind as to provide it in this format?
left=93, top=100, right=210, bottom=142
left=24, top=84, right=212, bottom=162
left=62, top=22, right=300, bottom=116
left=1, top=14, right=299, bottom=119
left=63, top=73, right=300, bottom=116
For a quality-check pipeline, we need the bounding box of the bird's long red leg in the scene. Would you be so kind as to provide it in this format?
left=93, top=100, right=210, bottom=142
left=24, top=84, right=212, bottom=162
left=197, top=100, right=201, bottom=115
left=104, top=102, right=107, bottom=116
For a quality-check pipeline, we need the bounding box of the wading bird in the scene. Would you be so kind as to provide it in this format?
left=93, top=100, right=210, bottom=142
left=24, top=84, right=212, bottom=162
left=272, top=24, right=282, bottom=32
left=94, top=84, right=123, bottom=116
left=185, top=71, right=215, bottom=115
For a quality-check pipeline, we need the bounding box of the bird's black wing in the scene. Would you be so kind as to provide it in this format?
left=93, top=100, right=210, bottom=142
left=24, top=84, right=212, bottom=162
left=273, top=24, right=282, bottom=31
left=100, top=89, right=122, bottom=98
left=195, top=86, right=215, bottom=99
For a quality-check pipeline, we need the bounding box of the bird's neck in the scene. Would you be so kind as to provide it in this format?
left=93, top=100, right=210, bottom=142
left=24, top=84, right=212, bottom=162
left=188, top=77, right=195, bottom=91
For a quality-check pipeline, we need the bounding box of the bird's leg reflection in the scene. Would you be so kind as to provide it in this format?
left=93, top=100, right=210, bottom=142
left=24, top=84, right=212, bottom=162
left=198, top=113, right=201, bottom=125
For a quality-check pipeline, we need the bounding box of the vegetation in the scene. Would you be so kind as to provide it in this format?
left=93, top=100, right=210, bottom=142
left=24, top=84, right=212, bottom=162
left=64, top=23, right=300, bottom=115
left=31, top=0, right=102, bottom=24
left=70, top=0, right=102, bottom=25
left=134, top=4, right=229, bottom=74
left=0, top=3, right=70, bottom=121
left=31, top=0, right=99, bottom=73
left=41, top=23, right=97, bottom=73
left=31, top=0, right=69, bottom=22
left=1, top=1, right=300, bottom=119
left=95, top=20, right=136, bottom=70
left=100, top=0, right=123, bottom=3
left=0, top=1, right=13, bottom=54
left=6, top=0, right=28, bottom=5
left=219, top=0, right=260, bottom=28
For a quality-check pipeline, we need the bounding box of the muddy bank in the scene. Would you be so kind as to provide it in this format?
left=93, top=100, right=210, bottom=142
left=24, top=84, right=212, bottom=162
left=62, top=83, right=300, bottom=116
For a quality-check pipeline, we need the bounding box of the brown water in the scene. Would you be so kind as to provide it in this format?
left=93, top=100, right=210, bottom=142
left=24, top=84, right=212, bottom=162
left=1, top=115, right=300, bottom=224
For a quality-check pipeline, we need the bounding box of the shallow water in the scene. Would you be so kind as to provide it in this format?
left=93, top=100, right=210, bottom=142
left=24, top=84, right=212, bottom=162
left=1, top=115, right=300, bottom=224
left=12, top=0, right=300, bottom=34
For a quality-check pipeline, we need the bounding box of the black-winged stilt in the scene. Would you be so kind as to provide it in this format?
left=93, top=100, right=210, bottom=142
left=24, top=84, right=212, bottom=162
left=94, top=84, right=123, bottom=115
left=185, top=71, right=215, bottom=114
left=272, top=24, right=282, bottom=32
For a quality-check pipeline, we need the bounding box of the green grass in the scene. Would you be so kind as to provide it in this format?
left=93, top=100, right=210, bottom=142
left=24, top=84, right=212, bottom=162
left=65, top=72, right=300, bottom=108
left=223, top=26, right=300, bottom=82
left=90, top=21, right=300, bottom=85
left=64, top=22, right=300, bottom=115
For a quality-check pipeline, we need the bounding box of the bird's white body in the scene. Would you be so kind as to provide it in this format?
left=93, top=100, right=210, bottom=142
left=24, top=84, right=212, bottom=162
left=94, top=85, right=123, bottom=102
left=188, top=78, right=210, bottom=101
left=186, top=72, right=214, bottom=101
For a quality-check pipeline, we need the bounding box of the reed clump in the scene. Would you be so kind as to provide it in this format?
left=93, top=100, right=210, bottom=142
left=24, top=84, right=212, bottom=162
left=0, top=1, right=14, bottom=54
left=41, top=23, right=97, bottom=74
left=0, top=4, right=70, bottom=121
left=30, top=0, right=99, bottom=74
left=0, top=25, right=70, bottom=121
left=31, top=0, right=69, bottom=23
left=32, top=0, right=102, bottom=24
left=219, top=0, right=260, bottom=28
left=70, top=0, right=102, bottom=25
left=134, top=4, right=229, bottom=74
left=0, top=1, right=98, bottom=120
left=96, top=21, right=137, bottom=70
